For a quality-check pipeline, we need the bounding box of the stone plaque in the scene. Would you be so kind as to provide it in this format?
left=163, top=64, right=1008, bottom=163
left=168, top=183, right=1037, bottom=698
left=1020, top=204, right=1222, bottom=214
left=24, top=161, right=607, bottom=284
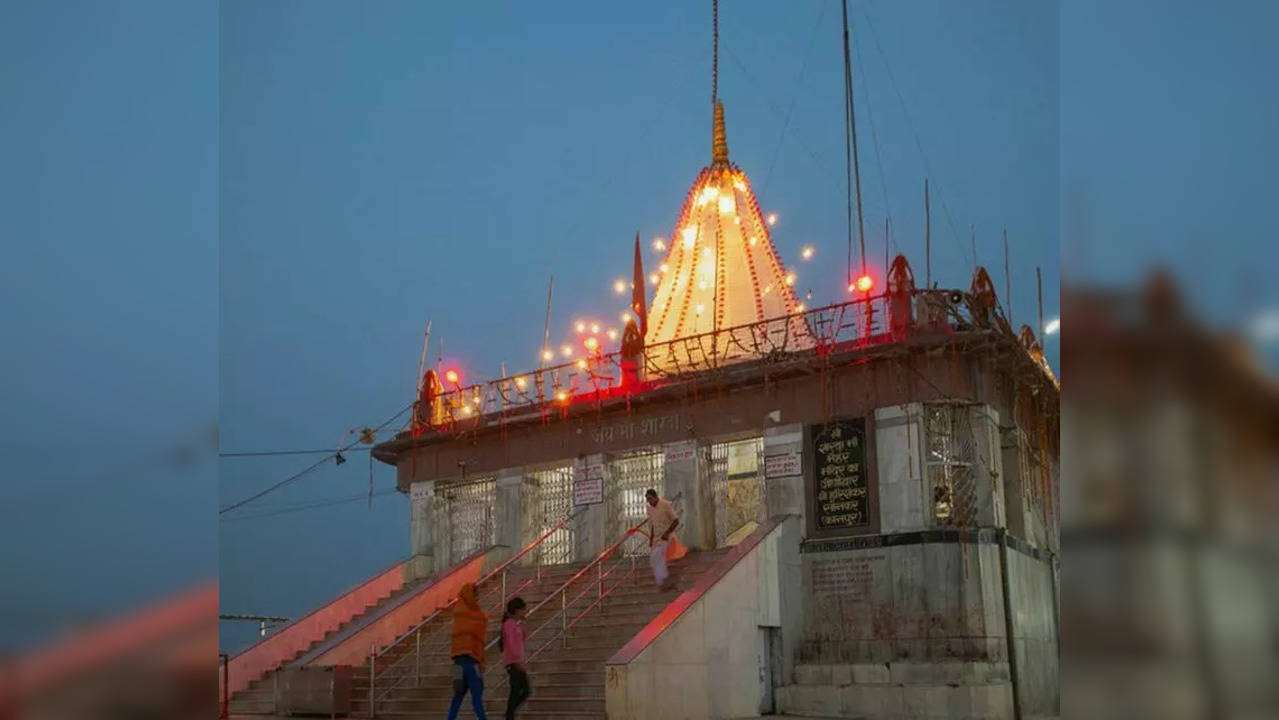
left=811, top=418, right=870, bottom=533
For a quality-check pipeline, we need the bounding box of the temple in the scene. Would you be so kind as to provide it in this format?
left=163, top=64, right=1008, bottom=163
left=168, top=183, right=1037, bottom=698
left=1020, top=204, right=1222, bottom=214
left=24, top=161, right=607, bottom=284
left=224, top=101, right=1062, bottom=720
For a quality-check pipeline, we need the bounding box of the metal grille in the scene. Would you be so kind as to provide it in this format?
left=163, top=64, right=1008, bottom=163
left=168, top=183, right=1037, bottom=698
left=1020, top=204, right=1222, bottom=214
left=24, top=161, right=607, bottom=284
left=705, top=437, right=765, bottom=546
left=434, top=477, right=495, bottom=567
left=528, top=466, right=575, bottom=565
left=925, top=404, right=977, bottom=527
left=606, top=450, right=664, bottom=556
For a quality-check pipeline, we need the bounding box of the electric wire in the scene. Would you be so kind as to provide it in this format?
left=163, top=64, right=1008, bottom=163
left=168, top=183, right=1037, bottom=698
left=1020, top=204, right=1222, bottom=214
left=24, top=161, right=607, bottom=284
left=861, top=4, right=972, bottom=270
left=218, top=402, right=411, bottom=515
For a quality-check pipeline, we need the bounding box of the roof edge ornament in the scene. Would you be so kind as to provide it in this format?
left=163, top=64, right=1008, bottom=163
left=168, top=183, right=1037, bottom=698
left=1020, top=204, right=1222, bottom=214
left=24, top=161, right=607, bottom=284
left=712, top=101, right=729, bottom=166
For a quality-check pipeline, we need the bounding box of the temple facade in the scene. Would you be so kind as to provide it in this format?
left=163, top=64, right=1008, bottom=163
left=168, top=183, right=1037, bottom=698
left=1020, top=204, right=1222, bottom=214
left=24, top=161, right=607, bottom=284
left=370, top=107, right=1061, bottom=719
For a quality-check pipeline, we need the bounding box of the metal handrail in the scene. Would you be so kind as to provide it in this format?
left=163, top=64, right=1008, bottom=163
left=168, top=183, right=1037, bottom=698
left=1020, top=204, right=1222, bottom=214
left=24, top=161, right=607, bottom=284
left=376, top=505, right=584, bottom=659
left=478, top=519, right=650, bottom=691
left=367, top=505, right=585, bottom=712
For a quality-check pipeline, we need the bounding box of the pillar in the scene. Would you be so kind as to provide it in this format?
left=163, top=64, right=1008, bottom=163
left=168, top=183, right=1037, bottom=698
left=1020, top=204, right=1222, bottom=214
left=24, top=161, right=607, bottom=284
left=762, top=423, right=806, bottom=534
left=967, top=404, right=1006, bottom=528
left=662, top=439, right=713, bottom=549
left=874, top=403, right=927, bottom=533
left=572, top=454, right=608, bottom=561
left=407, top=480, right=435, bottom=582
left=494, top=467, right=527, bottom=565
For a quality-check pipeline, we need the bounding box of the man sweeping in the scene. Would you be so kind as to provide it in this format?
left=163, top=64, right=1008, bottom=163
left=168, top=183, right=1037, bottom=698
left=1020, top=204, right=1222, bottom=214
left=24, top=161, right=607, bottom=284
left=641, top=488, right=687, bottom=591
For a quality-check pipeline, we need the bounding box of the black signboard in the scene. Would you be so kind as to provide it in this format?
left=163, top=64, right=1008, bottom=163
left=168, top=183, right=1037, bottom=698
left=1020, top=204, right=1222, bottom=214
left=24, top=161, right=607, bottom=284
left=811, top=418, right=870, bottom=532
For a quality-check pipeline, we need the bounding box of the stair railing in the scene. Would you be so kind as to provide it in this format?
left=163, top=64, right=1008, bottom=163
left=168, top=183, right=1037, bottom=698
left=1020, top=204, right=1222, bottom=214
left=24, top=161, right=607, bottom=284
left=480, top=518, right=650, bottom=691
left=367, top=506, right=585, bottom=713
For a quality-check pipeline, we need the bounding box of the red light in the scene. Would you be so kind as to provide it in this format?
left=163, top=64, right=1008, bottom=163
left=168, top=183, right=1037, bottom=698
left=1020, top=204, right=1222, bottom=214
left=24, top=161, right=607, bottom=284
left=444, top=370, right=460, bottom=384
left=855, top=274, right=874, bottom=293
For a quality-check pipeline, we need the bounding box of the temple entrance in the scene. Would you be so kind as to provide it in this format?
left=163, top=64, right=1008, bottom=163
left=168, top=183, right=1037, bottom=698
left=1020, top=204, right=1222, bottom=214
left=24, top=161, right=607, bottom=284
left=606, top=449, right=664, bottom=556
left=527, top=466, right=575, bottom=564
left=434, top=477, right=495, bottom=567
left=706, top=437, right=765, bottom=546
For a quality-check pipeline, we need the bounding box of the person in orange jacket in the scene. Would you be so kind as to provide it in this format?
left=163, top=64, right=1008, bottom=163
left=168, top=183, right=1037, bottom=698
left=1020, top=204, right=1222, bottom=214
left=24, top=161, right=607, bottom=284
left=447, top=583, right=489, bottom=719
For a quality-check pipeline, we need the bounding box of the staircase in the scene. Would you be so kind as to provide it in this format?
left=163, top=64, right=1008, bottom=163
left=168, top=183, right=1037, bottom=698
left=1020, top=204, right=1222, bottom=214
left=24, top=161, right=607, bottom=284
left=227, top=577, right=425, bottom=715
left=356, top=549, right=730, bottom=719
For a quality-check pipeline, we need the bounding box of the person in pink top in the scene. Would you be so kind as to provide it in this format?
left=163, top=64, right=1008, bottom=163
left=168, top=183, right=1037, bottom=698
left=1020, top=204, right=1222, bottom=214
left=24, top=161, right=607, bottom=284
left=499, top=597, right=530, bottom=720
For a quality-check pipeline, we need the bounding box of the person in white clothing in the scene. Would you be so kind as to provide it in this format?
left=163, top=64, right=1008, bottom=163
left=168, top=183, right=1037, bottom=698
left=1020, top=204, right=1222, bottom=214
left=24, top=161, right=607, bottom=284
left=644, top=488, right=680, bottom=591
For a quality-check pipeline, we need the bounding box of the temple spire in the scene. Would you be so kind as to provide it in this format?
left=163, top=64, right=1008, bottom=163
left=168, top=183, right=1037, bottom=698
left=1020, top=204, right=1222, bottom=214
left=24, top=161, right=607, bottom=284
left=712, top=101, right=729, bottom=165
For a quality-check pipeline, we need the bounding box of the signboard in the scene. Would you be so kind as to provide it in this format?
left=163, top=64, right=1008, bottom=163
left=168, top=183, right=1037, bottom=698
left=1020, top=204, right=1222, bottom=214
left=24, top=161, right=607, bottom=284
left=573, top=463, right=604, bottom=506
left=764, top=452, right=802, bottom=479
left=811, top=418, right=870, bottom=532
left=663, top=442, right=697, bottom=463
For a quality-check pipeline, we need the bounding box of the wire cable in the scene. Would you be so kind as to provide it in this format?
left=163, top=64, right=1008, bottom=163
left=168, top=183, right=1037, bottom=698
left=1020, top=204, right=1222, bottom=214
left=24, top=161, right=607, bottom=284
left=861, top=4, right=972, bottom=270
left=219, top=447, right=374, bottom=458
left=220, top=488, right=401, bottom=522
left=218, top=402, right=411, bottom=515
left=760, top=1, right=828, bottom=196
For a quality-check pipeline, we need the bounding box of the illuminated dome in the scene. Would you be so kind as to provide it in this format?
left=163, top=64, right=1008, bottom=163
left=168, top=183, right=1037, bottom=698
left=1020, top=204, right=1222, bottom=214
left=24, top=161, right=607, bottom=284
left=646, top=102, right=813, bottom=366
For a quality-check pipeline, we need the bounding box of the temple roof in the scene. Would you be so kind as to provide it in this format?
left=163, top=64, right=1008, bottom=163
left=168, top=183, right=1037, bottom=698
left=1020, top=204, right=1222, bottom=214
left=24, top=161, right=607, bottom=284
left=645, top=102, right=811, bottom=356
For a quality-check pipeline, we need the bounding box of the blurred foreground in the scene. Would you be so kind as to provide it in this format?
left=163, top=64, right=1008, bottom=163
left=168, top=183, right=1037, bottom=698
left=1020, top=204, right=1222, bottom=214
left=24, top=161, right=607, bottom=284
left=1062, top=273, right=1279, bottom=719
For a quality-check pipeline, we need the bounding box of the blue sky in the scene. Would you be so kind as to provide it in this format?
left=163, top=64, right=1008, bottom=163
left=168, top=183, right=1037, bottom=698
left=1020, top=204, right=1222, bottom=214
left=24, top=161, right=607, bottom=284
left=4, top=0, right=1275, bottom=656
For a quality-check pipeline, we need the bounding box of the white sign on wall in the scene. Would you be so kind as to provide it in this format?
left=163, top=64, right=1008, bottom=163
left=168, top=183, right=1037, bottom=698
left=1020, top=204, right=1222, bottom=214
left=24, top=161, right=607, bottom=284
left=573, top=463, right=604, bottom=506
left=663, top=441, right=697, bottom=463
left=763, top=452, right=802, bottom=479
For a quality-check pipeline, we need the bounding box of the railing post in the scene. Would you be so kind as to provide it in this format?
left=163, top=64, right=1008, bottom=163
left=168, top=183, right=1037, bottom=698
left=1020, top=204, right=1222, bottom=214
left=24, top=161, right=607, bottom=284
left=597, top=561, right=602, bottom=601
left=368, top=644, right=375, bottom=719
left=502, top=569, right=507, bottom=604
left=414, top=631, right=420, bottom=687
left=561, top=588, right=567, bottom=648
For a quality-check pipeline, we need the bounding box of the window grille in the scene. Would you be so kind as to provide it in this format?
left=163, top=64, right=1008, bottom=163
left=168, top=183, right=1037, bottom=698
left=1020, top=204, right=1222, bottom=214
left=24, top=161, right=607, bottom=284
left=606, top=450, right=664, bottom=556
left=705, top=437, right=765, bottom=546
left=527, top=466, right=575, bottom=565
left=925, top=404, right=977, bottom=527
left=434, top=477, right=495, bottom=567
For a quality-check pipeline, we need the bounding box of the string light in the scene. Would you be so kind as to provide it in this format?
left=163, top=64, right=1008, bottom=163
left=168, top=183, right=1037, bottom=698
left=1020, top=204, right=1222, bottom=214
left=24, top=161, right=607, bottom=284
left=514, top=376, right=527, bottom=390
left=801, top=245, right=815, bottom=260
left=542, top=350, right=554, bottom=362
left=794, top=303, right=805, bottom=313
left=606, top=328, right=618, bottom=341
left=576, top=359, right=588, bottom=370
left=584, top=336, right=599, bottom=350
left=695, top=303, right=705, bottom=315
left=785, top=273, right=796, bottom=286
left=767, top=213, right=778, bottom=226
left=613, top=279, right=626, bottom=295
left=1044, top=318, right=1060, bottom=335
left=649, top=273, right=660, bottom=285
left=460, top=406, right=473, bottom=417
left=444, top=370, right=460, bottom=384
left=556, top=390, right=568, bottom=402
left=682, top=226, right=696, bottom=248
left=652, top=237, right=666, bottom=252
left=718, top=195, right=735, bottom=214
left=590, top=323, right=600, bottom=334
left=852, top=274, right=874, bottom=293
left=659, top=263, right=669, bottom=273
left=620, top=311, right=632, bottom=324
left=561, top=345, right=573, bottom=357
left=575, top=321, right=586, bottom=333
left=748, top=237, right=758, bottom=246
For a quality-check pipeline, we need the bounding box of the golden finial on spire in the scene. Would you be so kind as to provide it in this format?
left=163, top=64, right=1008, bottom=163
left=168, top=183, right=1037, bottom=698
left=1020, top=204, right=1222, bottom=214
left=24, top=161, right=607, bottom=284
left=712, top=101, right=729, bottom=165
